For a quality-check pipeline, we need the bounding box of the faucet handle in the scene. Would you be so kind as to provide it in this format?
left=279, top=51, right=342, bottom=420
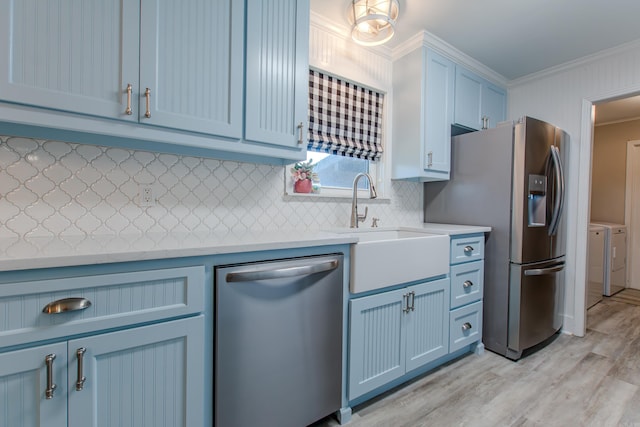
left=358, top=206, right=368, bottom=223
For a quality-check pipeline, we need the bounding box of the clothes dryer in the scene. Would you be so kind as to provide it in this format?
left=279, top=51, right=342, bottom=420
left=591, top=222, right=627, bottom=296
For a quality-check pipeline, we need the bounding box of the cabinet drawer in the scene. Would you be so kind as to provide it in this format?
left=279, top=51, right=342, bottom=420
left=449, top=301, right=482, bottom=353
left=0, top=266, right=205, bottom=349
left=450, top=235, right=484, bottom=264
left=450, top=261, right=484, bottom=309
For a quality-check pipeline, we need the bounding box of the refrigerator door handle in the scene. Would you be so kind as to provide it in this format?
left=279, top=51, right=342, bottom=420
left=548, top=145, right=565, bottom=236
left=524, top=263, right=565, bottom=276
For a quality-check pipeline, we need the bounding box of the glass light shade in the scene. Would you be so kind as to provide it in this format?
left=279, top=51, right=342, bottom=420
left=348, top=0, right=399, bottom=46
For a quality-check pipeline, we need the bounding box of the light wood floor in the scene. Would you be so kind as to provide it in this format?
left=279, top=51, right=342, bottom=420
left=315, top=297, right=640, bottom=427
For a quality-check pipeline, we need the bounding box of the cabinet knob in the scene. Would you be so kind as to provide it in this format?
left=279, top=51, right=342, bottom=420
left=463, top=245, right=474, bottom=254
left=462, top=322, right=472, bottom=331
left=463, top=280, right=473, bottom=289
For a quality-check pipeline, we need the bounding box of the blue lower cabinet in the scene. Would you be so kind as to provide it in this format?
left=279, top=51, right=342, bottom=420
left=348, top=278, right=449, bottom=400
left=0, top=316, right=204, bottom=427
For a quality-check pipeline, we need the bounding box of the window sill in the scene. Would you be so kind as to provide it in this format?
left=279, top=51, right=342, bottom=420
left=283, top=188, right=391, bottom=202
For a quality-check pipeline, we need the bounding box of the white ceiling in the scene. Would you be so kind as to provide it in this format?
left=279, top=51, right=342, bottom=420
left=311, top=0, right=640, bottom=81
left=311, top=0, right=640, bottom=123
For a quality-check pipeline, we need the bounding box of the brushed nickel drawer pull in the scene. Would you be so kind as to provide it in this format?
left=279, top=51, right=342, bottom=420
left=463, top=280, right=473, bottom=288
left=76, top=347, right=87, bottom=391
left=410, top=291, right=416, bottom=311
left=144, top=88, right=151, bottom=118
left=462, top=322, right=472, bottom=331
left=463, top=245, right=474, bottom=254
left=125, top=84, right=133, bottom=115
left=42, top=297, right=92, bottom=314
left=45, top=353, right=57, bottom=399
left=297, top=122, right=304, bottom=145
left=402, top=293, right=410, bottom=313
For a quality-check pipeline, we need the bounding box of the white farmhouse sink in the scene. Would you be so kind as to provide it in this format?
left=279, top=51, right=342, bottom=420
left=330, top=228, right=450, bottom=294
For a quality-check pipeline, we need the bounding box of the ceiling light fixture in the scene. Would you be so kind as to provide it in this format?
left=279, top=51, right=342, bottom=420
left=348, top=0, right=400, bottom=47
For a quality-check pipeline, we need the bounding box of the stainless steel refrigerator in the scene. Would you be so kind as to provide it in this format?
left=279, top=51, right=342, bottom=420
left=425, top=116, right=567, bottom=360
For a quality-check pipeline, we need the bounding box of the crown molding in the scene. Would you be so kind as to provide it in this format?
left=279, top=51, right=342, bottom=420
left=509, top=38, right=640, bottom=88
left=595, top=115, right=640, bottom=127
left=391, top=30, right=508, bottom=87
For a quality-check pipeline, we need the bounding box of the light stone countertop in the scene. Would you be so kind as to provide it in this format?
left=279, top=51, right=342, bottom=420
left=0, top=223, right=490, bottom=272
left=0, top=230, right=358, bottom=272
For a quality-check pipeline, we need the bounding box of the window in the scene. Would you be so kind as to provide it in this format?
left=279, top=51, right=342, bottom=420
left=287, top=70, right=385, bottom=197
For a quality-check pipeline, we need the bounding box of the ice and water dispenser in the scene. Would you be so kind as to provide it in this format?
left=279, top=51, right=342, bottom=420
left=528, top=174, right=547, bottom=227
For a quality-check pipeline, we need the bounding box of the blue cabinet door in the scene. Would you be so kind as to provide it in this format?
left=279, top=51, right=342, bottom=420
left=139, top=0, right=244, bottom=137
left=405, top=278, right=450, bottom=372
left=244, top=0, right=309, bottom=150
left=67, top=316, right=205, bottom=427
left=0, top=342, right=67, bottom=427
left=482, top=82, right=507, bottom=129
left=348, top=289, right=406, bottom=400
left=454, top=66, right=484, bottom=130
left=424, top=50, right=455, bottom=174
left=0, top=0, right=139, bottom=121
left=454, top=66, right=506, bottom=130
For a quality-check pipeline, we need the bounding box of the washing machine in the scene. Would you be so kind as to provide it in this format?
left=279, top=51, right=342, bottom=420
left=591, top=222, right=627, bottom=296
left=587, top=224, right=605, bottom=308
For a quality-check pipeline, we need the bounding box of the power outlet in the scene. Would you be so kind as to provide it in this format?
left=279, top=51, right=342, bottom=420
left=139, top=185, right=155, bottom=207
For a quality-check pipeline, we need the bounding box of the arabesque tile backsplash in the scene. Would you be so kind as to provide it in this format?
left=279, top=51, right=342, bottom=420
left=0, top=136, right=423, bottom=239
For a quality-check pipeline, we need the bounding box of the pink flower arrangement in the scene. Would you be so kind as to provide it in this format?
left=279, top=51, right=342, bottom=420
left=290, top=159, right=318, bottom=182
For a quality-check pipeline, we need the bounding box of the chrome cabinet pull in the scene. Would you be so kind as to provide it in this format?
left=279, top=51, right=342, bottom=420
left=297, top=122, right=304, bottom=145
left=42, top=297, right=92, bottom=314
left=462, top=322, right=472, bottom=331
left=45, top=354, right=57, bottom=399
left=427, top=151, right=433, bottom=168
left=43, top=297, right=91, bottom=314
left=76, top=347, right=87, bottom=391
left=410, top=291, right=415, bottom=311
left=125, top=84, right=133, bottom=115
left=144, top=88, right=151, bottom=118
left=463, top=280, right=473, bottom=288
left=463, top=245, right=474, bottom=254
left=402, top=293, right=410, bottom=313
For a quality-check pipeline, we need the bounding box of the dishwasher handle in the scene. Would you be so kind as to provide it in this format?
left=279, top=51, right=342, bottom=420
left=226, top=259, right=339, bottom=283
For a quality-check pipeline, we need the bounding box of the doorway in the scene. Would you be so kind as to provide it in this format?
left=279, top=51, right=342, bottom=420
left=626, top=140, right=640, bottom=290
left=586, top=97, right=640, bottom=324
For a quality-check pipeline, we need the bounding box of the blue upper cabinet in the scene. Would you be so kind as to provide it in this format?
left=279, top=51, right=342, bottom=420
left=139, top=0, right=244, bottom=137
left=392, top=47, right=455, bottom=181
left=454, top=65, right=506, bottom=131
left=245, top=0, right=309, bottom=150
left=0, top=0, right=139, bottom=121
left=0, top=0, right=308, bottom=163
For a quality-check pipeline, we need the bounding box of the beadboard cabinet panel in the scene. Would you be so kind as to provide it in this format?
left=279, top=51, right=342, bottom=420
left=405, top=278, right=449, bottom=372
left=0, top=342, right=68, bottom=427
left=68, top=316, right=204, bottom=427
left=348, top=289, right=406, bottom=400
left=139, top=0, right=243, bottom=136
left=0, top=0, right=139, bottom=121
left=245, top=0, right=309, bottom=149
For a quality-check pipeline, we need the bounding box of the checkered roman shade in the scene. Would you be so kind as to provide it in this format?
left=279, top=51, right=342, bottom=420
left=308, top=70, right=384, bottom=161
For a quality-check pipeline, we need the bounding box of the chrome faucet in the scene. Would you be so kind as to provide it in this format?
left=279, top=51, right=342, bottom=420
left=350, top=173, right=377, bottom=228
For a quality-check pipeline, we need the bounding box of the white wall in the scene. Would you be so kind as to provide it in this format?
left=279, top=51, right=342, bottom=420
left=508, top=39, right=640, bottom=335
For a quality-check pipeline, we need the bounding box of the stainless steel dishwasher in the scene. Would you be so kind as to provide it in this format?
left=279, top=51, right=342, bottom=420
left=215, top=254, right=343, bottom=427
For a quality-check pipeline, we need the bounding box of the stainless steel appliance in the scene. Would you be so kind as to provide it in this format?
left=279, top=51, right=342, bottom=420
left=587, top=224, right=605, bottom=308
left=425, top=116, right=567, bottom=360
left=591, top=222, right=627, bottom=296
left=215, top=254, right=343, bottom=427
